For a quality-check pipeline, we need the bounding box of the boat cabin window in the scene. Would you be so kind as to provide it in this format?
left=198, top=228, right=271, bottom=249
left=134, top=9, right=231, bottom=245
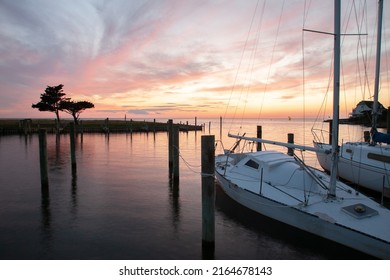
left=367, top=153, right=390, bottom=164
left=244, top=159, right=259, bottom=169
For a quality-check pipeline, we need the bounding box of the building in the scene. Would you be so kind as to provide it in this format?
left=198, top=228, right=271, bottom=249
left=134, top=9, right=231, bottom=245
left=350, top=100, right=385, bottom=117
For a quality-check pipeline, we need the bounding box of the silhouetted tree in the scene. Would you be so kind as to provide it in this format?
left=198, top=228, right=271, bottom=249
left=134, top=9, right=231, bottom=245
left=60, top=100, right=95, bottom=125
left=32, top=84, right=67, bottom=123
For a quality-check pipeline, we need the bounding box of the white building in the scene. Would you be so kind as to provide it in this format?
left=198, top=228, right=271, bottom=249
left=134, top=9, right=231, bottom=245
left=350, top=100, right=385, bottom=117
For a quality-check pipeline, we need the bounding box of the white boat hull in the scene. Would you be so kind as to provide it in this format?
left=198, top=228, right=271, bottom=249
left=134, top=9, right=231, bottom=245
left=314, top=141, right=390, bottom=196
left=215, top=151, right=390, bottom=259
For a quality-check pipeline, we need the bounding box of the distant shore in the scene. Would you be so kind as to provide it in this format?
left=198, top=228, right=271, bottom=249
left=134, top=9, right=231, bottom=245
left=0, top=118, right=203, bottom=135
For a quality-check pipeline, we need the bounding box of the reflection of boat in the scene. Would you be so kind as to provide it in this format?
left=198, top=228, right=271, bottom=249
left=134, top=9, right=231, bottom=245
left=215, top=0, right=390, bottom=259
left=314, top=0, right=390, bottom=197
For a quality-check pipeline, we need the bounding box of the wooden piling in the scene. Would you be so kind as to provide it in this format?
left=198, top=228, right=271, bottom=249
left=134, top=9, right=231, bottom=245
left=387, top=106, right=390, bottom=134
left=172, top=125, right=180, bottom=181
left=55, top=119, right=60, bottom=135
left=39, top=129, right=49, bottom=189
left=168, top=119, right=173, bottom=175
left=219, top=116, right=222, bottom=140
left=69, top=122, right=77, bottom=171
left=287, top=133, right=294, bottom=156
left=257, top=126, right=262, bottom=151
left=201, top=135, right=215, bottom=249
left=328, top=120, right=333, bottom=145
left=364, top=131, right=370, bottom=143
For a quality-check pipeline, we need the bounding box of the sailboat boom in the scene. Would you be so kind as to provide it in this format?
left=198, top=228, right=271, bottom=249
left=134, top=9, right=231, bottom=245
left=228, top=133, right=331, bottom=154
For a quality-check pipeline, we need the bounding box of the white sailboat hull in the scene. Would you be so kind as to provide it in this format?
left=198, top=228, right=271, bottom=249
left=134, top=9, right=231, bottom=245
left=314, top=141, right=390, bottom=196
left=215, top=151, right=390, bottom=259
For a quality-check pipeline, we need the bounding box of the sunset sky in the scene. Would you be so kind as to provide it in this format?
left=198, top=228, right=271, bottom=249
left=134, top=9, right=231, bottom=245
left=0, top=0, right=389, bottom=120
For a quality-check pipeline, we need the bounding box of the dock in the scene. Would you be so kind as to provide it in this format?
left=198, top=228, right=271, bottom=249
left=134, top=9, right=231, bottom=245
left=0, top=118, right=203, bottom=135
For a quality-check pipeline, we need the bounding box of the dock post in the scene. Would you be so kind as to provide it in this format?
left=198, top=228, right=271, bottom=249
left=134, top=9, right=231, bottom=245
left=257, top=126, right=262, bottom=151
left=39, top=129, right=49, bottom=189
left=172, top=125, right=180, bottom=181
left=55, top=119, right=60, bottom=135
left=168, top=119, right=173, bottom=175
left=201, top=135, right=215, bottom=251
left=364, top=131, right=370, bottom=143
left=70, top=122, right=77, bottom=171
left=328, top=120, right=333, bottom=145
left=219, top=116, right=222, bottom=140
left=387, top=106, right=390, bottom=133
left=287, top=133, right=294, bottom=156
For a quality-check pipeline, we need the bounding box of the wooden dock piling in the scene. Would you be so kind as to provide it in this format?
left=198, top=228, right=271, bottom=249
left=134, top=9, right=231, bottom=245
left=168, top=119, right=173, bottom=175
left=172, top=125, right=179, bottom=181
left=257, top=126, right=262, bottom=151
left=39, top=129, right=49, bottom=189
left=364, top=131, right=370, bottom=142
left=168, top=120, right=179, bottom=180
left=69, top=122, right=77, bottom=171
left=287, top=133, right=294, bottom=156
left=201, top=135, right=215, bottom=249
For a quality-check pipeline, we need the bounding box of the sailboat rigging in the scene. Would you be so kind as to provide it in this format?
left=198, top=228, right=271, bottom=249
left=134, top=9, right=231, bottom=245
left=215, top=0, right=390, bottom=259
left=313, top=0, right=390, bottom=196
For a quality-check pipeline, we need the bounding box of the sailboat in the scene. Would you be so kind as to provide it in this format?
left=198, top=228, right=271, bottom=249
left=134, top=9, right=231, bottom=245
left=215, top=0, right=390, bottom=259
left=313, top=0, right=390, bottom=197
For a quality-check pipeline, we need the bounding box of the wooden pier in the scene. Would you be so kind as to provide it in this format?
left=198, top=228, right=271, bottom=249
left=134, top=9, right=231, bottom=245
left=0, top=119, right=203, bottom=135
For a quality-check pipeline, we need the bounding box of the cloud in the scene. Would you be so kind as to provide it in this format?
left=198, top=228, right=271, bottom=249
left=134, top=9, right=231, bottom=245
left=0, top=0, right=388, bottom=118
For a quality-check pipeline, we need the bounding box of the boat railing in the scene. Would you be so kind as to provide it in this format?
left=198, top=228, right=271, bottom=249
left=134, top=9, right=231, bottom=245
left=311, top=128, right=329, bottom=145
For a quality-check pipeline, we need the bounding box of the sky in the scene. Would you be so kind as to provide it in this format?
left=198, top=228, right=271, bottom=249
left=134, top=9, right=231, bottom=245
left=0, top=0, right=389, bottom=120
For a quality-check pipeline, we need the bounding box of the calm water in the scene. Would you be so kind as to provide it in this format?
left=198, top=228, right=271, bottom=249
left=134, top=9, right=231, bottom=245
left=0, top=118, right=383, bottom=259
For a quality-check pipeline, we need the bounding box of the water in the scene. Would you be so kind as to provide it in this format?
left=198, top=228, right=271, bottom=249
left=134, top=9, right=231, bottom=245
left=0, top=118, right=382, bottom=259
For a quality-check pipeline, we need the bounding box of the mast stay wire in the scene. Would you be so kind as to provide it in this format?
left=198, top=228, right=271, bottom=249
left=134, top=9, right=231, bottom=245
left=256, top=0, right=286, bottom=123
left=224, top=0, right=262, bottom=134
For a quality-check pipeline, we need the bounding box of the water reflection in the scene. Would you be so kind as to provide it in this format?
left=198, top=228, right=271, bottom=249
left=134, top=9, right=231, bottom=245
left=71, top=168, right=78, bottom=211
left=40, top=185, right=52, bottom=255
left=2, top=119, right=386, bottom=260
left=168, top=177, right=180, bottom=229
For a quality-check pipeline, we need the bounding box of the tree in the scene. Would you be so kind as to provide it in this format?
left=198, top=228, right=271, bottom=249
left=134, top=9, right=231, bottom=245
left=32, top=84, right=67, bottom=123
left=60, top=100, right=94, bottom=125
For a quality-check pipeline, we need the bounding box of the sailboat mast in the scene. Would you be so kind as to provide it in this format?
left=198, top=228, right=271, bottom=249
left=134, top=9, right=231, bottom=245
left=328, top=0, right=341, bottom=197
left=372, top=0, right=383, bottom=132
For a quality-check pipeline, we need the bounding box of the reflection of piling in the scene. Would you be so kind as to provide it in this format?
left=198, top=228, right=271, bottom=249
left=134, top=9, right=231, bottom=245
left=257, top=126, right=262, bottom=151
left=39, top=129, right=49, bottom=189
left=70, top=122, right=77, bottom=171
left=20, top=119, right=32, bottom=135
left=287, top=133, right=294, bottom=156
left=201, top=135, right=215, bottom=250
